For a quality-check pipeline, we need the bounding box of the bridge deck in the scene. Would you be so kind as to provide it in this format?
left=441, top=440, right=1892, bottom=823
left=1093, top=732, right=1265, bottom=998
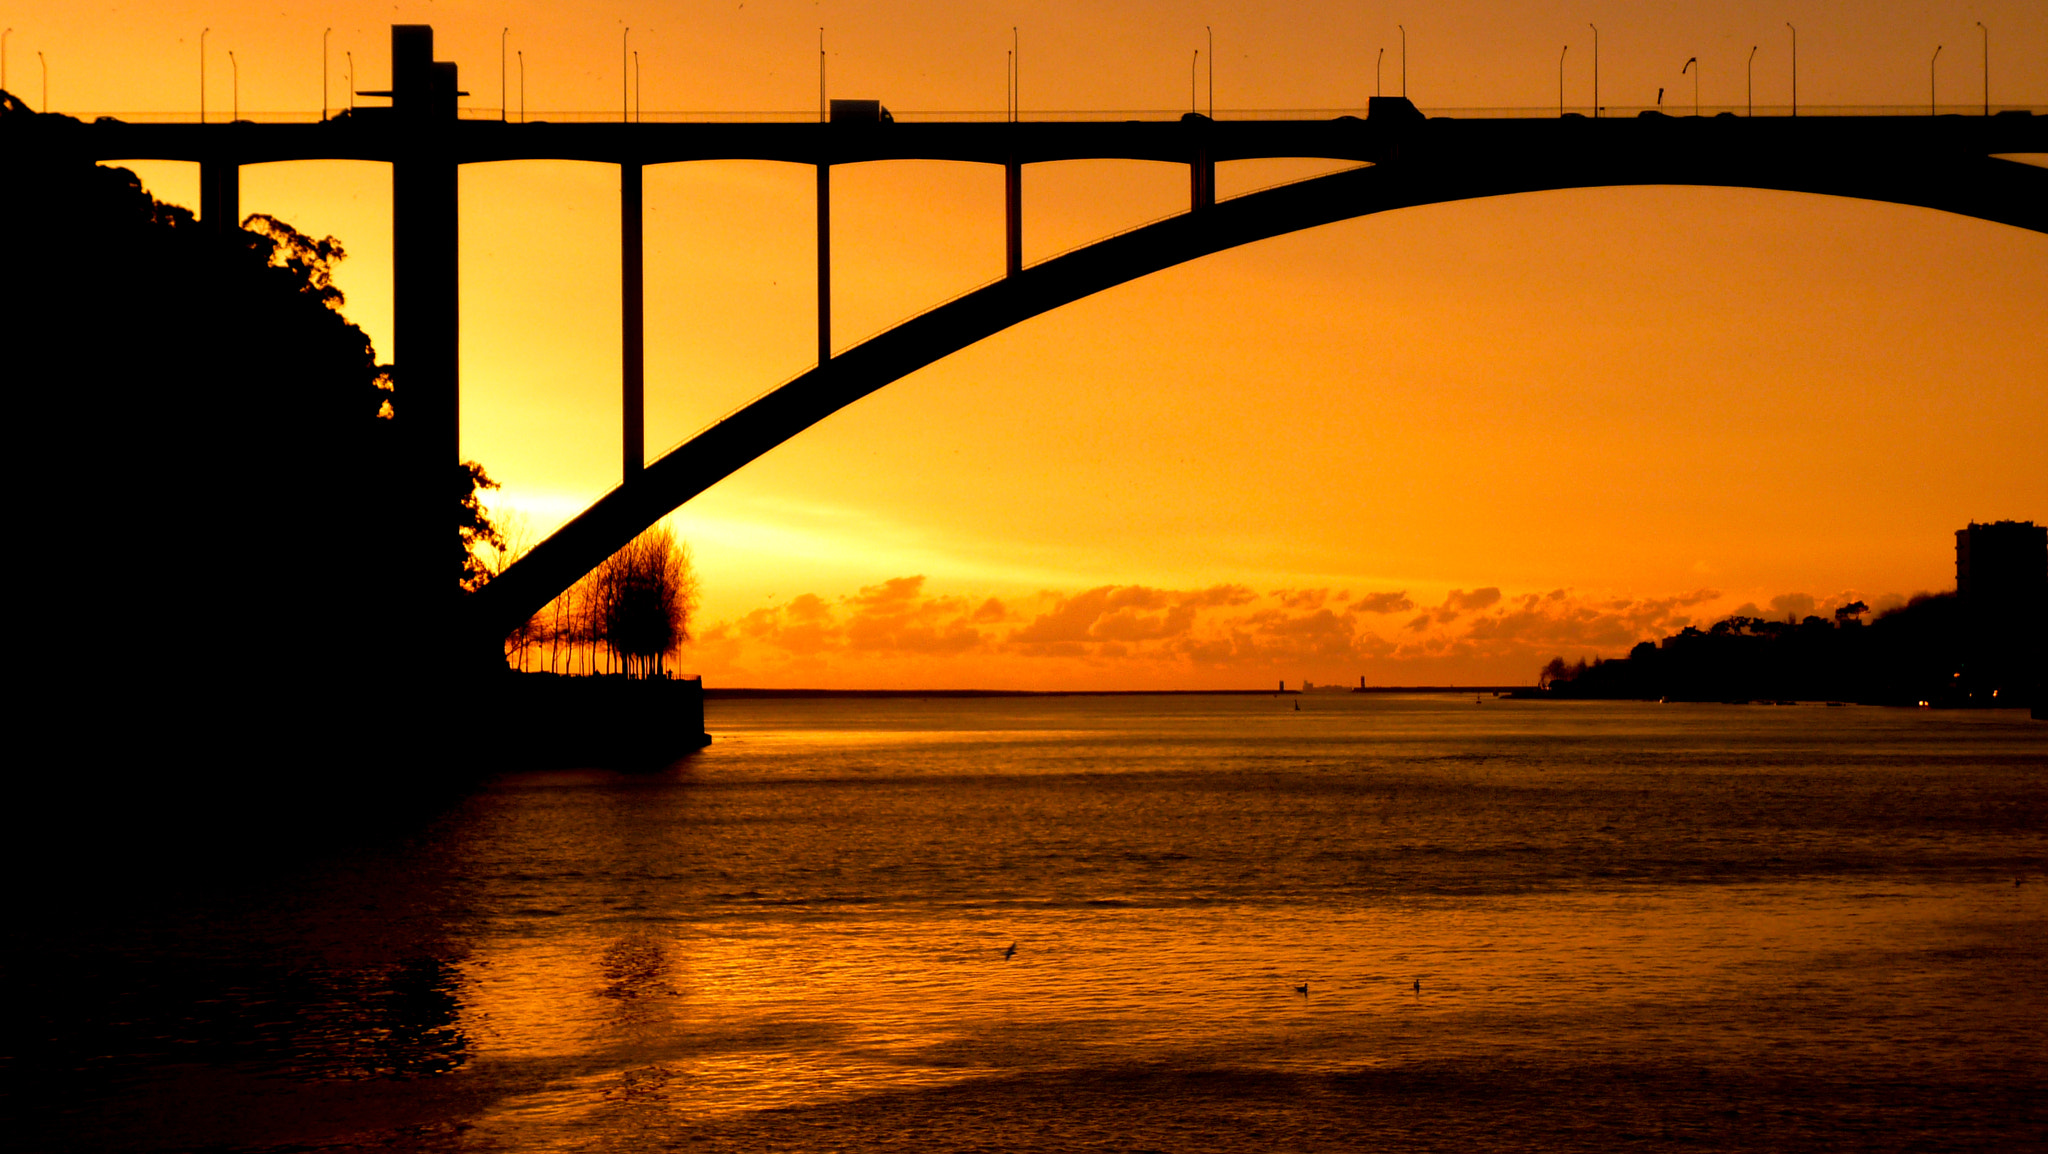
left=15, top=110, right=2046, bottom=167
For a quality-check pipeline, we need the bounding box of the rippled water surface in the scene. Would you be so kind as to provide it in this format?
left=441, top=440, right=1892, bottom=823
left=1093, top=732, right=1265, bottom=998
left=12, top=697, right=2046, bottom=1151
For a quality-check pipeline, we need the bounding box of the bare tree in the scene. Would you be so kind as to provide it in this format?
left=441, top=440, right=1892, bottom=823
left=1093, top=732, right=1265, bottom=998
left=520, top=524, right=697, bottom=677
left=589, top=525, right=698, bottom=678
left=489, top=512, right=545, bottom=670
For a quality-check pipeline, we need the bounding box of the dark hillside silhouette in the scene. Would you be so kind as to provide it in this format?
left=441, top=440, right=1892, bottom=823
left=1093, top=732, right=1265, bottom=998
left=3, top=92, right=500, bottom=864
left=1543, top=588, right=2038, bottom=708
left=1540, top=522, right=2042, bottom=709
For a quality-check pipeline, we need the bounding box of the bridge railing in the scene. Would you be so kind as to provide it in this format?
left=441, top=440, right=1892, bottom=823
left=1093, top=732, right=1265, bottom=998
left=39, top=104, right=2047, bottom=126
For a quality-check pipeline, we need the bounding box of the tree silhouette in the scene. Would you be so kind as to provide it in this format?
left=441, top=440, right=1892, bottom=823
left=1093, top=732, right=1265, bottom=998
left=518, top=526, right=697, bottom=677
left=459, top=462, right=505, bottom=593
left=8, top=99, right=502, bottom=701
left=593, top=526, right=698, bottom=678
left=4, top=97, right=528, bottom=858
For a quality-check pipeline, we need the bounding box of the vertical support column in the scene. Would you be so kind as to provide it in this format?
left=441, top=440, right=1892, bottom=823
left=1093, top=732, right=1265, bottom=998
left=1004, top=156, right=1022, bottom=276
left=393, top=143, right=459, bottom=642
left=389, top=25, right=462, bottom=671
left=200, top=157, right=239, bottom=235
left=1190, top=143, right=1214, bottom=212
left=816, top=160, right=832, bottom=367
left=621, top=157, right=645, bottom=477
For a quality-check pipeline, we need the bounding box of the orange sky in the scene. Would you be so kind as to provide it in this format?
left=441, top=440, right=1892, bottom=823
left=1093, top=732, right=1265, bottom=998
left=18, top=1, right=2047, bottom=687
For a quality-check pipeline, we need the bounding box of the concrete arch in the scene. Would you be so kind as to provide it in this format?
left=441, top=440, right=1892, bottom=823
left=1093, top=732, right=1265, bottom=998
left=461, top=150, right=2048, bottom=652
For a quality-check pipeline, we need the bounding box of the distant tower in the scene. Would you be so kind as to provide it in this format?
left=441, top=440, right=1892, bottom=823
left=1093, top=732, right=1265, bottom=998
left=1954, top=520, right=2046, bottom=710
left=1956, top=521, right=2046, bottom=607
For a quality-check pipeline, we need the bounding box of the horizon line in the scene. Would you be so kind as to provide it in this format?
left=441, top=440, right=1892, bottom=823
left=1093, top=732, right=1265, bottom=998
left=695, top=685, right=1533, bottom=699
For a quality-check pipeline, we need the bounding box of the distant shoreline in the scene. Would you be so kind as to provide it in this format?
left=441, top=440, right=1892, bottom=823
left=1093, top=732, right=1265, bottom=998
left=703, top=686, right=1531, bottom=699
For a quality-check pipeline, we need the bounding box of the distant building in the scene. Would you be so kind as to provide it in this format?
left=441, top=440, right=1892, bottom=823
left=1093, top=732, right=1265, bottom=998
left=1956, top=520, right=2047, bottom=611
left=1954, top=520, right=2046, bottom=708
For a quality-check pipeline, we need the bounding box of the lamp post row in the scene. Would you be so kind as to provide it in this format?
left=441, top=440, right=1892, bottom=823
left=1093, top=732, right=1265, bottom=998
left=191, top=26, right=533, bottom=124
left=191, top=27, right=535, bottom=123
left=5, top=23, right=2003, bottom=124
left=1554, top=22, right=1991, bottom=119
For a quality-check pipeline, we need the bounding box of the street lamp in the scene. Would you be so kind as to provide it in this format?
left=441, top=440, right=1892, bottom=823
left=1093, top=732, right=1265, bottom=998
left=346, top=51, right=354, bottom=112
left=200, top=28, right=208, bottom=124
left=517, top=49, right=524, bottom=123
left=1747, top=45, right=1757, bottom=116
left=1206, top=26, right=1213, bottom=118
left=229, top=49, right=237, bottom=122
left=1588, top=24, right=1599, bottom=118
left=622, top=28, right=630, bottom=124
left=1974, top=23, right=1990, bottom=117
left=633, top=49, right=641, bottom=122
left=1398, top=24, right=1406, bottom=98
left=38, top=49, right=45, bottom=112
left=1558, top=44, right=1567, bottom=117
left=1930, top=44, right=1941, bottom=117
left=1786, top=23, right=1797, bottom=117
left=501, top=28, right=509, bottom=122
left=1681, top=57, right=1698, bottom=117
left=322, top=28, right=331, bottom=121
left=1190, top=49, right=1198, bottom=115
left=2, top=28, right=10, bottom=94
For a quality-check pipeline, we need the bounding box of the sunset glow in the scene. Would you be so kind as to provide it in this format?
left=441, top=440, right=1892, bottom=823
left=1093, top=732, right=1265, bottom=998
left=29, top=0, right=2047, bottom=687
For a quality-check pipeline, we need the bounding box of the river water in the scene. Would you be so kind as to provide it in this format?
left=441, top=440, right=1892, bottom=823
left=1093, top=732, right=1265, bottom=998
left=11, top=696, right=2046, bottom=1152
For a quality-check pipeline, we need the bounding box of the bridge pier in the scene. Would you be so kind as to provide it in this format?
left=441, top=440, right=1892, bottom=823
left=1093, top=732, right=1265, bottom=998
left=385, top=25, right=464, bottom=671
left=1005, top=156, right=1022, bottom=275
left=621, top=157, right=644, bottom=476
left=199, top=157, right=238, bottom=234
left=817, top=159, right=832, bottom=366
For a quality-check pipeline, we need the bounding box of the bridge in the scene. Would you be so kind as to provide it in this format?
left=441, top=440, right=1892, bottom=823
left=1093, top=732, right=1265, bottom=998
left=12, top=25, right=2045, bottom=668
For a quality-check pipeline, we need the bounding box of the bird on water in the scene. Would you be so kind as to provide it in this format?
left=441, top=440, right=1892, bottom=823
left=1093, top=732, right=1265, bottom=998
left=1294, top=982, right=1309, bottom=997
left=1003, top=942, right=1018, bottom=960
left=1413, top=979, right=1421, bottom=994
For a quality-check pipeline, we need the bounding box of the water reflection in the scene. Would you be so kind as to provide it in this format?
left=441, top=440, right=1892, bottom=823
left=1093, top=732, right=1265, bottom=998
left=13, top=697, right=2045, bottom=1151
left=353, top=956, right=469, bottom=1078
